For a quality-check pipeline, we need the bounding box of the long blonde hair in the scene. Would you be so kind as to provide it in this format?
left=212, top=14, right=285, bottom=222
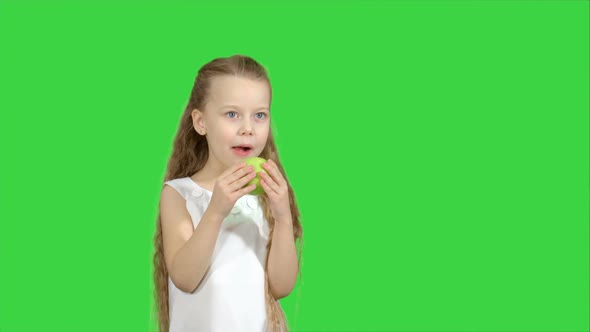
left=152, top=55, right=304, bottom=332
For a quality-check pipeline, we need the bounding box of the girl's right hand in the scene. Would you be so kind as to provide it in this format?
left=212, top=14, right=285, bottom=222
left=207, top=161, right=257, bottom=219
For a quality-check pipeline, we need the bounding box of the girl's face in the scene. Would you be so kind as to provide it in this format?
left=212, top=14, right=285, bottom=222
left=193, top=75, right=271, bottom=170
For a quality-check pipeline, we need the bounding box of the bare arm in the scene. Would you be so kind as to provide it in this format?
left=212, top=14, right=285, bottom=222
left=160, top=185, right=224, bottom=293
left=267, top=215, right=299, bottom=299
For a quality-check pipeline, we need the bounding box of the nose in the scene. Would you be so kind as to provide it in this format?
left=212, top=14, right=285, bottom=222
left=239, top=121, right=253, bottom=136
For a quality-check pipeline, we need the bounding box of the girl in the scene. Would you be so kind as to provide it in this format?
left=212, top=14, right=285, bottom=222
left=152, top=55, right=304, bottom=332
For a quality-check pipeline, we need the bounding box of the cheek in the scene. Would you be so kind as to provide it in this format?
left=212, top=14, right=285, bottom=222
left=214, top=124, right=236, bottom=138
left=208, top=127, right=234, bottom=146
left=257, top=126, right=270, bottom=141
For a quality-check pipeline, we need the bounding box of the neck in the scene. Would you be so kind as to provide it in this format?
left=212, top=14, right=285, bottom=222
left=193, top=155, right=229, bottom=184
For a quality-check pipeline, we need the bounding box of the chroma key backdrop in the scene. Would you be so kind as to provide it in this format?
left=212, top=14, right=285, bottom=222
left=0, top=0, right=588, bottom=331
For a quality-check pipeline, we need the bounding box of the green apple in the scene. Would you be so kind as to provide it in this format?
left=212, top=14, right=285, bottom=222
left=243, top=157, right=267, bottom=195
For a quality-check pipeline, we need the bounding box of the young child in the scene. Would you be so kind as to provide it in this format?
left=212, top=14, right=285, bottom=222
left=152, top=55, right=304, bottom=332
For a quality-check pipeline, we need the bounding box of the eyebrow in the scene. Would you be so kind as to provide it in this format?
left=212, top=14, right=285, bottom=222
left=220, top=105, right=269, bottom=111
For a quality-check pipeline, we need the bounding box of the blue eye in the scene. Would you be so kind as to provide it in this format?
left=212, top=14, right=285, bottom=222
left=255, top=113, right=266, bottom=119
left=226, top=111, right=237, bottom=118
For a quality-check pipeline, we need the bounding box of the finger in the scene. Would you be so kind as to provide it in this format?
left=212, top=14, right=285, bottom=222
left=229, top=170, right=257, bottom=192
left=223, top=164, right=254, bottom=185
left=262, top=160, right=285, bottom=185
left=237, top=183, right=257, bottom=197
left=219, top=161, right=249, bottom=180
left=260, top=173, right=279, bottom=194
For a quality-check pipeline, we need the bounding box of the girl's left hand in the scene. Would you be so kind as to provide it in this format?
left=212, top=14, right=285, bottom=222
left=260, top=159, right=292, bottom=223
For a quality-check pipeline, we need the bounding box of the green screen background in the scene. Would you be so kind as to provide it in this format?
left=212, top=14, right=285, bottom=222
left=0, top=1, right=588, bottom=331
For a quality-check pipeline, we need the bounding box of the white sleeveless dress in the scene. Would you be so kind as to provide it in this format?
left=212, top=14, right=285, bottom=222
left=163, top=177, right=271, bottom=332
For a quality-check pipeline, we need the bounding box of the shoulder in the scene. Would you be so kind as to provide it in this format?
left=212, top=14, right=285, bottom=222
left=161, top=182, right=183, bottom=201
left=159, top=182, right=195, bottom=274
left=160, top=178, right=211, bottom=217
left=160, top=183, right=187, bottom=216
left=161, top=178, right=193, bottom=201
left=160, top=178, right=197, bottom=217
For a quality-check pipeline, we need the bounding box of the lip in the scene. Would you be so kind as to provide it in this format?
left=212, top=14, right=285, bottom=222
left=232, top=144, right=253, bottom=149
left=231, top=146, right=254, bottom=157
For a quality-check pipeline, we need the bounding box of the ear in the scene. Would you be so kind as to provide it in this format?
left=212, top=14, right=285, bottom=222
left=191, top=108, right=207, bottom=135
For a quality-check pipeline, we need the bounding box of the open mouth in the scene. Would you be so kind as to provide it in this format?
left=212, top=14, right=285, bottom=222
left=232, top=146, right=253, bottom=152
